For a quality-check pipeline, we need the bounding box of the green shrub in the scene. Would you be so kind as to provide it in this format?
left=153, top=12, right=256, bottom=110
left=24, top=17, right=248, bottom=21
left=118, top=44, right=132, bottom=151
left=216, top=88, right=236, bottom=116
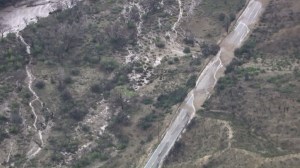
left=60, top=90, right=72, bottom=102
left=113, top=68, right=130, bottom=85
left=216, top=76, right=237, bottom=92
left=0, top=128, right=9, bottom=142
left=138, top=113, right=158, bottom=130
left=155, top=37, right=165, bottom=48
left=168, top=60, right=174, bottom=65
left=183, top=37, right=195, bottom=45
left=100, top=58, right=119, bottom=72
left=127, top=21, right=136, bottom=29
left=190, top=58, right=201, bottom=66
left=9, top=126, right=19, bottom=134
left=186, top=75, right=197, bottom=88
left=229, top=13, right=236, bottom=22
left=183, top=47, right=191, bottom=53
left=218, top=13, right=226, bottom=21
left=69, top=108, right=87, bottom=121
left=0, top=85, right=13, bottom=103
left=201, top=42, right=220, bottom=57
left=63, top=76, right=73, bottom=84
left=234, top=39, right=256, bottom=60
left=174, top=57, right=180, bottom=63
left=0, top=115, right=8, bottom=125
left=267, top=75, right=286, bottom=86
left=90, top=83, right=102, bottom=94
left=35, top=80, right=45, bottom=89
left=51, top=152, right=64, bottom=162
left=155, top=87, right=188, bottom=109
left=142, top=97, right=153, bottom=105
left=10, top=111, right=22, bottom=124
left=112, top=111, right=131, bottom=126
left=70, top=69, right=80, bottom=76
left=134, top=66, right=144, bottom=73
left=225, top=58, right=242, bottom=74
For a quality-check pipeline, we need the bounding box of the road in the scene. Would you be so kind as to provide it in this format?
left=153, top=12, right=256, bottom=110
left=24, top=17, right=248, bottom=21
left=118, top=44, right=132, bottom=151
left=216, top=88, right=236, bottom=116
left=226, top=0, right=262, bottom=46
left=144, top=0, right=263, bottom=168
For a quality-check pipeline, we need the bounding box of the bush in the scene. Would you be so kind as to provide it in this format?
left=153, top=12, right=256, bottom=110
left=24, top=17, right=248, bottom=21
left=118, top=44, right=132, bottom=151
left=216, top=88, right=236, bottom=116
left=127, top=21, right=136, bottom=29
left=100, top=58, right=119, bottom=72
left=234, top=39, right=256, bottom=60
left=218, top=13, right=226, bottom=21
left=225, top=58, right=242, bottom=74
left=183, top=37, right=195, bottom=46
left=90, top=83, right=102, bottom=94
left=229, top=13, right=236, bottom=22
left=51, top=152, right=64, bottom=162
left=183, top=47, right=191, bottom=53
left=134, top=66, right=144, bottom=73
left=186, top=75, right=197, bottom=88
left=63, top=76, right=73, bottom=84
left=137, top=113, right=158, bottom=130
left=60, top=90, right=72, bottom=102
left=113, top=68, right=130, bottom=85
left=48, top=136, right=79, bottom=153
left=216, top=76, right=237, bottom=92
left=112, top=111, right=131, bottom=126
left=69, top=108, right=87, bottom=121
left=201, top=42, right=220, bottom=57
left=0, top=115, right=8, bottom=125
left=35, top=80, right=45, bottom=89
left=0, top=128, right=9, bottom=142
left=155, top=37, right=165, bottom=48
left=168, top=60, right=174, bottom=65
left=10, top=111, right=22, bottom=124
left=190, top=58, right=201, bottom=66
left=0, top=85, right=13, bottom=103
left=155, top=87, right=188, bottom=109
left=8, top=126, right=19, bottom=134
left=70, top=69, right=80, bottom=76
left=142, top=97, right=153, bottom=105
left=174, top=57, right=180, bottom=63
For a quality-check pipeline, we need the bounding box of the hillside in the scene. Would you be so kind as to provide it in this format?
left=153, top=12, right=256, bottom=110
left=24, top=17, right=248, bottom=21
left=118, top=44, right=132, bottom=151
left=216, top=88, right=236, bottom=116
left=1, top=0, right=298, bottom=168
left=164, top=0, right=300, bottom=167
left=0, top=0, right=249, bottom=167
